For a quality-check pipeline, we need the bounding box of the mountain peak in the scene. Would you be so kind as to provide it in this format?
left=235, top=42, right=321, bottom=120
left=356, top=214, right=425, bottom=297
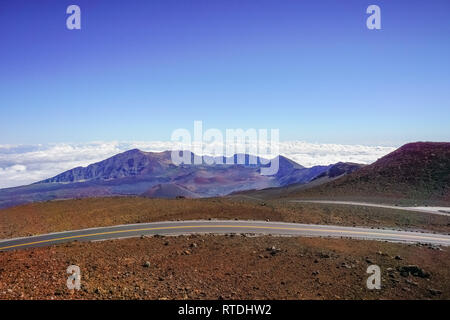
left=37, top=148, right=172, bottom=184
left=123, top=148, right=143, bottom=154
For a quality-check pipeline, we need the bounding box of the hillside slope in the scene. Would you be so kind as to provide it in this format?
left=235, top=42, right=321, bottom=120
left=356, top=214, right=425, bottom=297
left=286, top=142, right=450, bottom=205
left=141, top=183, right=201, bottom=199
left=233, top=162, right=364, bottom=199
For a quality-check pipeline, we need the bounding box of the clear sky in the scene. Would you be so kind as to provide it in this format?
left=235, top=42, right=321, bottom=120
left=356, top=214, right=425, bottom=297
left=0, top=0, right=449, bottom=146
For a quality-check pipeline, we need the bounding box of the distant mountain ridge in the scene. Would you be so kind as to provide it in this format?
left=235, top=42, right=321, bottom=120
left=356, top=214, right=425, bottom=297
left=312, top=162, right=365, bottom=180
left=0, top=149, right=356, bottom=209
left=231, top=161, right=364, bottom=199
left=38, top=149, right=175, bottom=183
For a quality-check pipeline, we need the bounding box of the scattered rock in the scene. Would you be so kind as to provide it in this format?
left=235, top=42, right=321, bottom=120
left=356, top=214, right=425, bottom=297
left=266, top=246, right=281, bottom=256
left=428, top=288, right=442, bottom=296
left=397, top=265, right=430, bottom=278
left=341, top=263, right=352, bottom=269
left=143, top=261, right=151, bottom=268
left=405, top=279, right=418, bottom=286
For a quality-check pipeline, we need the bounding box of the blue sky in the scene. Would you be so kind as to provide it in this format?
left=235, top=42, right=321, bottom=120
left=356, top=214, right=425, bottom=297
left=0, top=0, right=449, bottom=145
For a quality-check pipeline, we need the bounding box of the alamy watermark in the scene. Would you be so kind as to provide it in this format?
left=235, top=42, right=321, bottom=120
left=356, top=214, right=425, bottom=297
left=366, top=265, right=381, bottom=290
left=66, top=5, right=81, bottom=30
left=170, top=121, right=280, bottom=175
left=65, top=4, right=381, bottom=31
left=66, top=265, right=81, bottom=290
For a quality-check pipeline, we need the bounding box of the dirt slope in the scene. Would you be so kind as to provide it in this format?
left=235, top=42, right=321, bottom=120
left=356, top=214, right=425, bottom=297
left=283, top=142, right=450, bottom=205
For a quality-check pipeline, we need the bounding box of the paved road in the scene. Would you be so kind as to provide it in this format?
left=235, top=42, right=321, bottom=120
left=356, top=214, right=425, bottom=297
left=291, top=200, right=450, bottom=216
left=0, top=220, right=449, bottom=251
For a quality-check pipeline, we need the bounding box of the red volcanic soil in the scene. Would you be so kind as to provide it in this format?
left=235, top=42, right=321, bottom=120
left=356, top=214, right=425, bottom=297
left=0, top=235, right=448, bottom=300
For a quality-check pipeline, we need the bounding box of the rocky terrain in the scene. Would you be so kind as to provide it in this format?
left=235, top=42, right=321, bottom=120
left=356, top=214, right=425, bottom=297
left=0, top=235, right=447, bottom=300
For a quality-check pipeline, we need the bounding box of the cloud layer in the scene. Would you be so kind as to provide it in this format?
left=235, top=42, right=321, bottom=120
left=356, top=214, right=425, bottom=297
left=0, top=141, right=396, bottom=189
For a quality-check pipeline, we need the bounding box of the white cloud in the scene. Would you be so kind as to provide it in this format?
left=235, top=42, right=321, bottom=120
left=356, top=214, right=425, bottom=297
left=278, top=141, right=396, bottom=167
left=0, top=141, right=396, bottom=189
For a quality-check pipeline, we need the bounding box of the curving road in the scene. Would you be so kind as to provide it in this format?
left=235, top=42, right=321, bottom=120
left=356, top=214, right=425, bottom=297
left=291, top=200, right=450, bottom=216
left=0, top=220, right=449, bottom=251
